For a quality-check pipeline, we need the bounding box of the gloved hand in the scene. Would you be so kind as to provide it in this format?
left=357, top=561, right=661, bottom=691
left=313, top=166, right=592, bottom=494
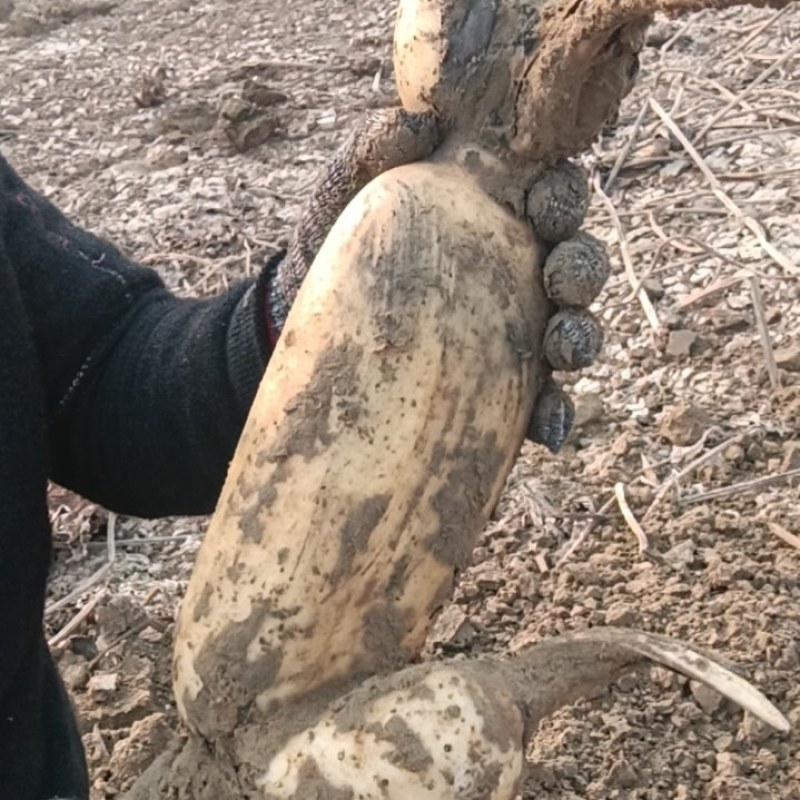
left=261, top=109, right=608, bottom=454
left=524, top=161, right=609, bottom=452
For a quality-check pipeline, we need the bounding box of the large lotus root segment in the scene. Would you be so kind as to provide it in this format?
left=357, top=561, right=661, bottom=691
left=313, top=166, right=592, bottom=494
left=130, top=629, right=789, bottom=800
left=174, top=158, right=549, bottom=744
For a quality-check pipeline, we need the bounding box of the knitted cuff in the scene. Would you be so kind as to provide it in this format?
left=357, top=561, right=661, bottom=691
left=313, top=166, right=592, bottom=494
left=259, top=248, right=289, bottom=349
left=225, top=280, right=271, bottom=417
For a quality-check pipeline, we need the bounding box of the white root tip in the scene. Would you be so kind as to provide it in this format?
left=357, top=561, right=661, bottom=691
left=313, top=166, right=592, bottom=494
left=525, top=627, right=792, bottom=733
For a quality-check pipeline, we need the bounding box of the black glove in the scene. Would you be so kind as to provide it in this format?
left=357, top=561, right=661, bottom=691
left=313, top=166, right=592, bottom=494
left=525, top=161, right=609, bottom=452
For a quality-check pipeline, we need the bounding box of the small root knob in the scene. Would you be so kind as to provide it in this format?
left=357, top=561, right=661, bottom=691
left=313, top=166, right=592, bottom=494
left=543, top=232, right=611, bottom=308
left=543, top=309, right=604, bottom=371
left=527, top=161, right=590, bottom=243
left=527, top=378, right=575, bottom=453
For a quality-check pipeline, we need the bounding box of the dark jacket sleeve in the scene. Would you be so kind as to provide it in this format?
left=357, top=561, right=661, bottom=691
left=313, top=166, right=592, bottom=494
left=0, top=152, right=281, bottom=518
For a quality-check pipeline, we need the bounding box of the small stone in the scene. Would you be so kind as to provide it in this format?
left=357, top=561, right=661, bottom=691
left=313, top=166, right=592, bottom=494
left=643, top=277, right=665, bottom=299
left=660, top=403, right=713, bottom=446
left=316, top=110, right=338, bottom=131
left=708, top=777, right=772, bottom=800
left=163, top=129, right=186, bottom=144
left=133, top=65, right=168, bottom=109
left=713, top=734, right=734, bottom=752
left=146, top=143, right=188, bottom=170
left=705, top=308, right=750, bottom=333
left=108, top=713, right=175, bottom=791
left=755, top=747, right=778, bottom=770
left=88, top=672, right=119, bottom=698
left=96, top=595, right=149, bottom=648
left=706, top=559, right=734, bottom=590
left=727, top=292, right=751, bottom=310
left=774, top=344, right=800, bottom=371
left=738, top=712, right=772, bottom=745
left=691, top=681, right=723, bottom=715
left=572, top=393, right=605, bottom=430
left=672, top=700, right=703, bottom=728
left=665, top=581, right=691, bottom=596
left=696, top=763, right=714, bottom=781
left=472, top=546, right=489, bottom=563
left=61, top=661, right=90, bottom=692
left=651, top=667, right=678, bottom=690
left=219, top=97, right=252, bottom=123
left=604, top=600, right=639, bottom=627
left=610, top=431, right=631, bottom=456
left=230, top=115, right=281, bottom=151
left=775, top=641, right=799, bottom=669
left=475, top=567, right=506, bottom=590
left=781, top=441, right=800, bottom=472
left=431, top=605, right=476, bottom=647
left=615, top=673, right=641, bottom=692
left=486, top=595, right=515, bottom=616
left=714, top=511, right=741, bottom=532
left=607, top=756, right=638, bottom=788
left=715, top=751, right=745, bottom=779
left=138, top=626, right=164, bottom=644
left=5, top=14, right=42, bottom=37
left=68, top=635, right=99, bottom=660
left=242, top=79, right=288, bottom=108
left=161, top=103, right=218, bottom=135
left=665, top=329, right=698, bottom=358
left=724, top=443, right=745, bottom=462
left=660, top=158, right=690, bottom=178
left=460, top=581, right=480, bottom=601
left=663, top=539, right=696, bottom=569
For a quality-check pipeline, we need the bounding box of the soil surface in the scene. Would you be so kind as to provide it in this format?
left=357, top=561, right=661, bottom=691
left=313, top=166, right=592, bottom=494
left=1, top=1, right=799, bottom=798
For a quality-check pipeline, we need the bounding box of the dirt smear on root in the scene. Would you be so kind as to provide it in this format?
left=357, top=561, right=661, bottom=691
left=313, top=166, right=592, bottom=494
left=366, top=714, right=434, bottom=773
